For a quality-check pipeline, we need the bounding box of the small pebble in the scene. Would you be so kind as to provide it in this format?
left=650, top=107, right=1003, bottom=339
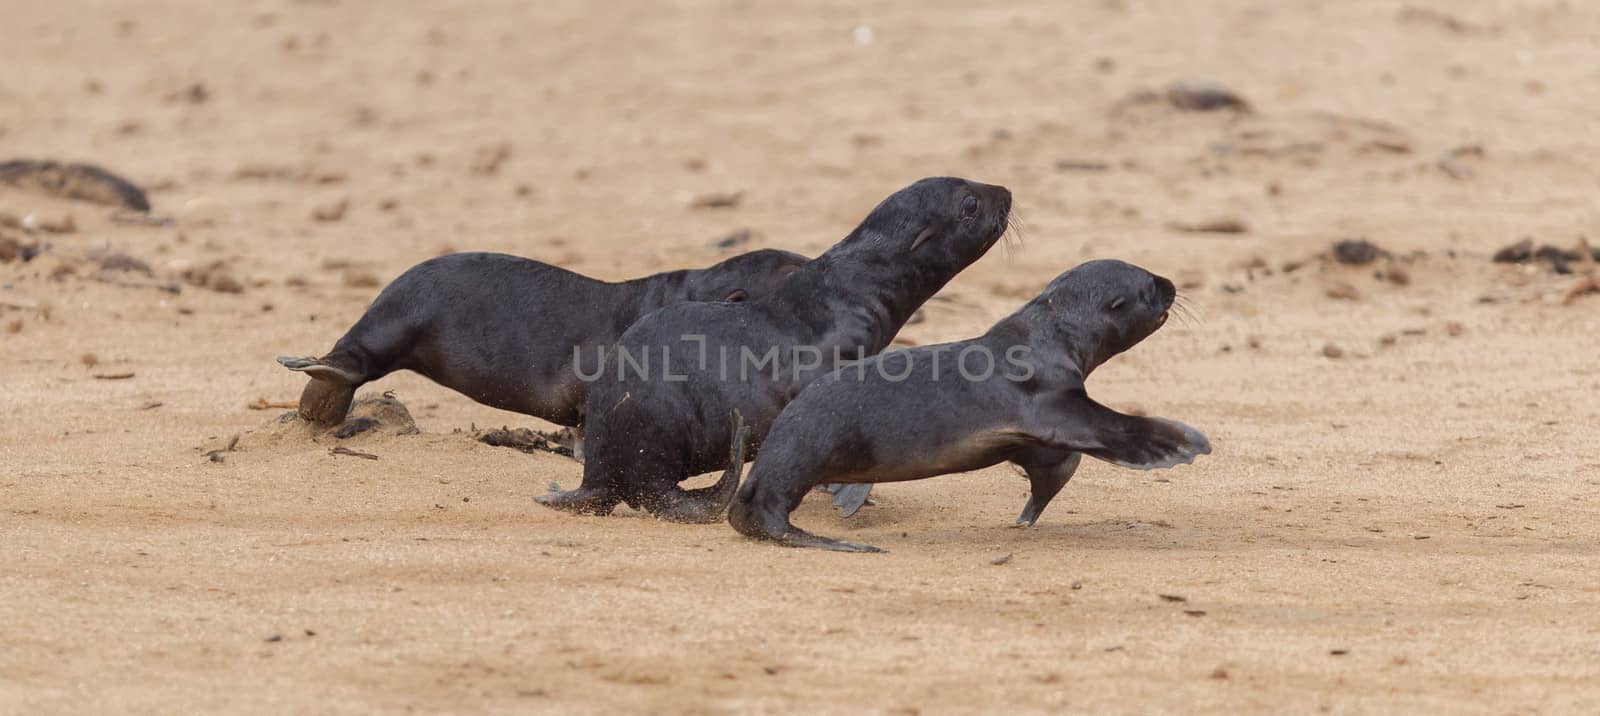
left=311, top=198, right=349, bottom=222
left=1325, top=282, right=1360, bottom=300
left=343, top=270, right=381, bottom=288
left=1164, top=80, right=1250, bottom=112
left=1333, top=239, right=1381, bottom=265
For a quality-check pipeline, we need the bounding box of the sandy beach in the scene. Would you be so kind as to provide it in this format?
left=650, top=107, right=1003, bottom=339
left=3, top=1, right=1598, bottom=712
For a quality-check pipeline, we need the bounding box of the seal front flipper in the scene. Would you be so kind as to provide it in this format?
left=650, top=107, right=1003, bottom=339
left=652, top=410, right=749, bottom=524
left=829, top=484, right=874, bottom=518
left=1014, top=452, right=1082, bottom=527
left=1044, top=391, right=1212, bottom=471
left=277, top=355, right=364, bottom=384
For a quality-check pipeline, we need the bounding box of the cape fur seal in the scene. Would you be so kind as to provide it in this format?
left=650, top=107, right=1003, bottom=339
left=277, top=249, right=807, bottom=453
left=536, top=176, right=1012, bottom=522
left=728, top=259, right=1211, bottom=552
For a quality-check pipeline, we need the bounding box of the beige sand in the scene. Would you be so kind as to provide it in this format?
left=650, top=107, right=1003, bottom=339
left=3, top=1, right=1598, bottom=713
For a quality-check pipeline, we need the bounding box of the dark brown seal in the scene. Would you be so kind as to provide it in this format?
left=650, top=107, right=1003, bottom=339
left=276, top=249, right=807, bottom=452
left=536, top=176, right=1012, bottom=522
left=728, top=259, right=1211, bottom=552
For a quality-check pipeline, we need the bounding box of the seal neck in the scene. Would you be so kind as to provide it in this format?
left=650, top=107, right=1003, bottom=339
left=771, top=239, right=965, bottom=356
left=984, top=303, right=1098, bottom=383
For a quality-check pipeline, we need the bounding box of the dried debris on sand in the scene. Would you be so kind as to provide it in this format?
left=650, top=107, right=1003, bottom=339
left=1492, top=238, right=1599, bottom=275
left=218, top=394, right=419, bottom=457
left=1563, top=275, right=1600, bottom=305
left=179, top=261, right=245, bottom=293
left=328, top=392, right=419, bottom=438
left=330, top=446, right=380, bottom=460
left=1166, top=218, right=1249, bottom=235
left=1116, top=80, right=1251, bottom=115
left=0, top=159, right=151, bottom=212
left=1331, top=239, right=1385, bottom=266
left=248, top=397, right=298, bottom=410
left=0, top=233, right=41, bottom=263
left=1164, top=80, right=1251, bottom=112
left=475, top=426, right=575, bottom=458
left=688, top=191, right=742, bottom=210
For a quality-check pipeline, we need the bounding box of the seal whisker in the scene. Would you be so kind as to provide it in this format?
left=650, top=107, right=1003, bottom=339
left=1176, top=292, right=1200, bottom=317
left=1000, top=208, right=1028, bottom=255
left=1170, top=300, right=1192, bottom=327
left=1170, top=293, right=1202, bottom=327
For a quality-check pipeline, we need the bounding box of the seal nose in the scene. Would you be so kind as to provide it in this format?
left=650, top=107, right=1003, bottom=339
left=985, top=185, right=1013, bottom=240
left=1155, top=275, right=1176, bottom=307
left=991, top=186, right=1012, bottom=215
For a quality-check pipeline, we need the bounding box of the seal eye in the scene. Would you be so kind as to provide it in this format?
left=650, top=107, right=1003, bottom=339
left=1108, top=296, right=1127, bottom=311
left=960, top=195, right=978, bottom=219
left=724, top=289, right=749, bottom=303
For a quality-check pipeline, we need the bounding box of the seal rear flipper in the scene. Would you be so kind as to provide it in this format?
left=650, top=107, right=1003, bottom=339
left=534, top=484, right=621, bottom=516
left=729, top=485, right=885, bottom=553
left=277, top=355, right=363, bottom=385
left=771, top=526, right=884, bottom=553
left=828, top=483, right=874, bottom=518
left=296, top=377, right=356, bottom=426
left=1047, top=392, right=1211, bottom=471
left=1014, top=453, right=1082, bottom=527
left=654, top=410, right=749, bottom=524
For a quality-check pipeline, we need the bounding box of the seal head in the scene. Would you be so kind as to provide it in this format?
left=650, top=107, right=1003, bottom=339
left=1023, top=259, right=1177, bottom=374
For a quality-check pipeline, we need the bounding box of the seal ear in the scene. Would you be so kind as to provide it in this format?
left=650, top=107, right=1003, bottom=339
left=723, top=288, right=749, bottom=302
left=909, top=226, right=937, bottom=252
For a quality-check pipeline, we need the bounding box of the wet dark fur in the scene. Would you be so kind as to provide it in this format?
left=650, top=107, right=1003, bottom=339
left=536, top=177, right=1012, bottom=523
left=728, top=260, right=1212, bottom=552
left=278, top=249, right=807, bottom=428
